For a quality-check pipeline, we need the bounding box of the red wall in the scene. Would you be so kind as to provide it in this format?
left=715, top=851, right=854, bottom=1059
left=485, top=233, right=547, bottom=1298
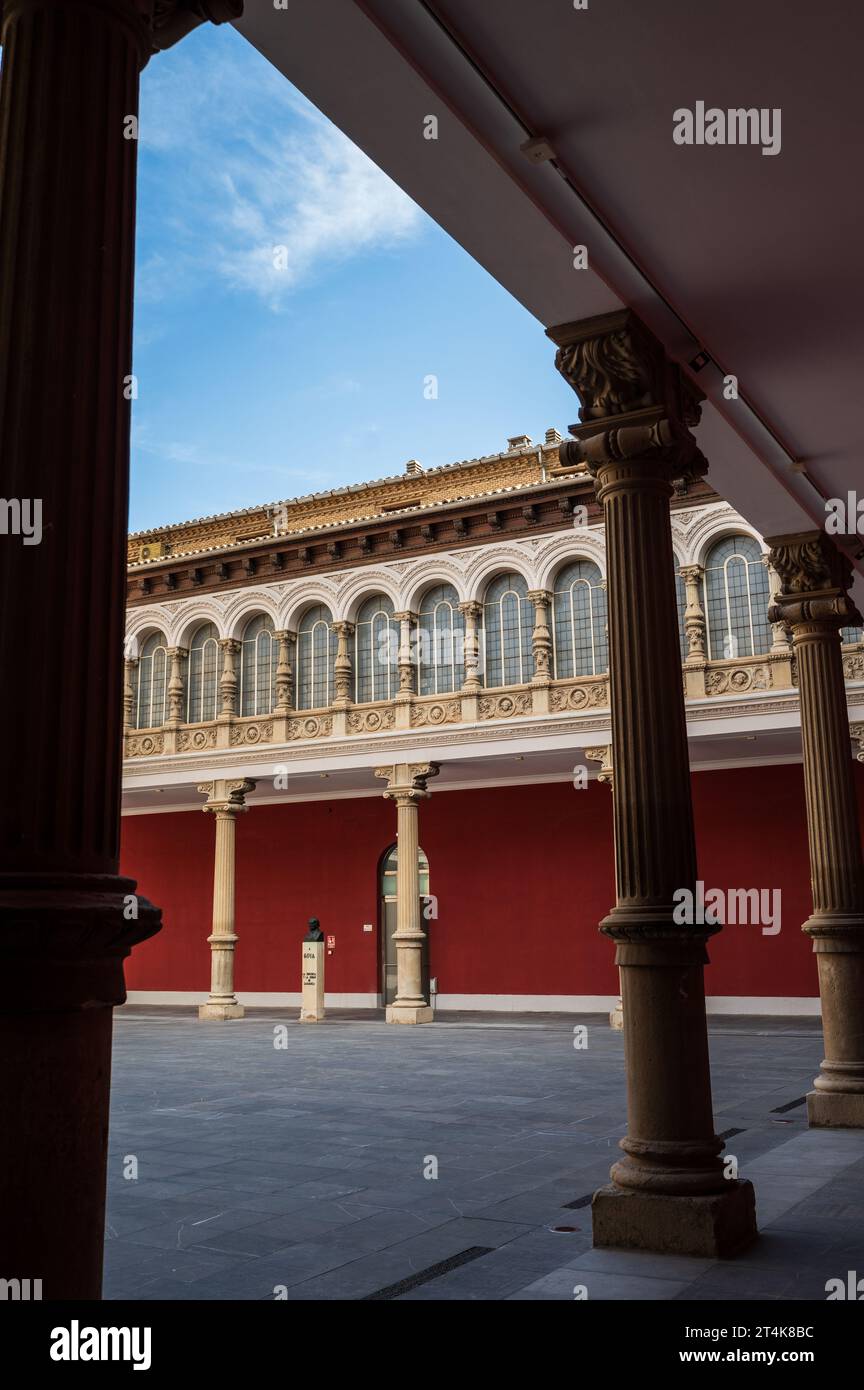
left=122, top=764, right=860, bottom=1000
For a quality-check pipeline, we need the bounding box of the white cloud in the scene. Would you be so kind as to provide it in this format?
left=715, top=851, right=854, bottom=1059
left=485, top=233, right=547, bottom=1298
left=136, top=36, right=422, bottom=310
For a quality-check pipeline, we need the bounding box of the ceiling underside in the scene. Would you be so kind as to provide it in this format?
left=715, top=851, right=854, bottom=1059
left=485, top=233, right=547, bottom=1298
left=235, top=0, right=864, bottom=611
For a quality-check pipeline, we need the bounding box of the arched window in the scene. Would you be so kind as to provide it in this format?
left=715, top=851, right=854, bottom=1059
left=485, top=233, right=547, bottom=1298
left=703, top=535, right=771, bottom=659
left=296, top=605, right=337, bottom=710
left=483, top=572, right=534, bottom=687
left=135, top=631, right=168, bottom=728
left=552, top=560, right=608, bottom=677
left=842, top=624, right=864, bottom=646
left=354, top=594, right=399, bottom=703
left=418, top=583, right=465, bottom=695
left=187, top=622, right=221, bottom=722
left=240, top=614, right=277, bottom=716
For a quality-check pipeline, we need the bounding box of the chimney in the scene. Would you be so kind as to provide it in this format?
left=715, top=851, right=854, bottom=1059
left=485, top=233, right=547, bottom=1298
left=506, top=434, right=533, bottom=451
left=405, top=458, right=424, bottom=475
left=545, top=427, right=563, bottom=445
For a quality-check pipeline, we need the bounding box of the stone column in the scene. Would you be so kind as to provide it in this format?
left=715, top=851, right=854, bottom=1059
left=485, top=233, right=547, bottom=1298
left=374, top=763, right=439, bottom=1023
left=393, top=611, right=416, bottom=729
left=332, top=621, right=354, bottom=708
left=586, top=746, right=621, bottom=1028
left=459, top=601, right=483, bottom=693
left=680, top=565, right=707, bottom=698
left=550, top=309, right=756, bottom=1256
left=680, top=565, right=706, bottom=660
left=198, top=779, right=256, bottom=1021
left=395, top=611, right=417, bottom=698
left=273, top=629, right=295, bottom=713
left=766, top=531, right=864, bottom=1127
left=528, top=589, right=553, bottom=713
left=528, top=590, right=553, bottom=682
left=165, top=646, right=188, bottom=725
left=0, top=0, right=241, bottom=1301
left=123, top=657, right=138, bottom=733
left=218, top=638, right=240, bottom=717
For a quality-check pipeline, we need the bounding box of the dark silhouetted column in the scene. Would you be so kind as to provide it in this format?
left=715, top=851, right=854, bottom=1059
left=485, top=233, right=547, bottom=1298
left=0, top=0, right=241, bottom=1301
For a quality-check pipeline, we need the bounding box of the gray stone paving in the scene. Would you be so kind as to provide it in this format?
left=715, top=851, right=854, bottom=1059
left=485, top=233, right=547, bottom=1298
left=103, top=1008, right=864, bottom=1300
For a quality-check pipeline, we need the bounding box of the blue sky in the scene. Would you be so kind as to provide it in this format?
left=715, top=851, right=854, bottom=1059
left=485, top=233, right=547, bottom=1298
left=131, top=24, right=577, bottom=533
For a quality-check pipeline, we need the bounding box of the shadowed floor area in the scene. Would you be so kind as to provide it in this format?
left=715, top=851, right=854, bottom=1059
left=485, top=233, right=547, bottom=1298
left=104, top=1009, right=864, bottom=1301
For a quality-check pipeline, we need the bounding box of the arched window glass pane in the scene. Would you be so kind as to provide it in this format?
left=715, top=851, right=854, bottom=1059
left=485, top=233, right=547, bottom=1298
left=381, top=844, right=429, bottom=897
left=418, top=584, right=465, bottom=695
left=355, top=595, right=399, bottom=703
left=240, top=614, right=277, bottom=716
left=297, top=605, right=336, bottom=710
left=552, top=560, right=608, bottom=677
left=135, top=632, right=168, bottom=728
left=187, top=623, right=221, bottom=722
left=675, top=570, right=688, bottom=661
left=704, top=536, right=771, bottom=659
left=483, top=572, right=534, bottom=688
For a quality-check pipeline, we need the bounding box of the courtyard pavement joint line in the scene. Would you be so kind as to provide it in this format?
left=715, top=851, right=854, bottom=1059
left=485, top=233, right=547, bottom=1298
left=361, top=1247, right=495, bottom=1300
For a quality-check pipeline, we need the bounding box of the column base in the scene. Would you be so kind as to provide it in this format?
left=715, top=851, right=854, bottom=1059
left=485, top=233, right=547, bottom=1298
left=386, top=1003, right=433, bottom=1024
left=807, top=1089, right=864, bottom=1128
left=592, top=1179, right=757, bottom=1258
left=198, top=1002, right=245, bottom=1020
left=299, top=1013, right=325, bottom=1024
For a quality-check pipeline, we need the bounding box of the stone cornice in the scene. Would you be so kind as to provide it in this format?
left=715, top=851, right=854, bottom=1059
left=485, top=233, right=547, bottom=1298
left=126, top=474, right=717, bottom=608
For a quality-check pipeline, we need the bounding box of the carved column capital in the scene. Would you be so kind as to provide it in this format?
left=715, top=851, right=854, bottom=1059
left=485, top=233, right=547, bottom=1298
left=147, top=0, right=243, bottom=57
left=458, top=601, right=482, bottom=621
left=198, top=778, right=256, bottom=816
left=375, top=762, right=440, bottom=802
left=548, top=310, right=706, bottom=487
left=585, top=745, right=614, bottom=790
left=766, top=531, right=862, bottom=633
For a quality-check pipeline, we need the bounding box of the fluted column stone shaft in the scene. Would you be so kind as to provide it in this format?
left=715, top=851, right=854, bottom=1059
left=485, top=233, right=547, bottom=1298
left=767, top=530, right=864, bottom=1127
left=198, top=779, right=255, bottom=1021
left=375, top=763, right=439, bottom=1023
